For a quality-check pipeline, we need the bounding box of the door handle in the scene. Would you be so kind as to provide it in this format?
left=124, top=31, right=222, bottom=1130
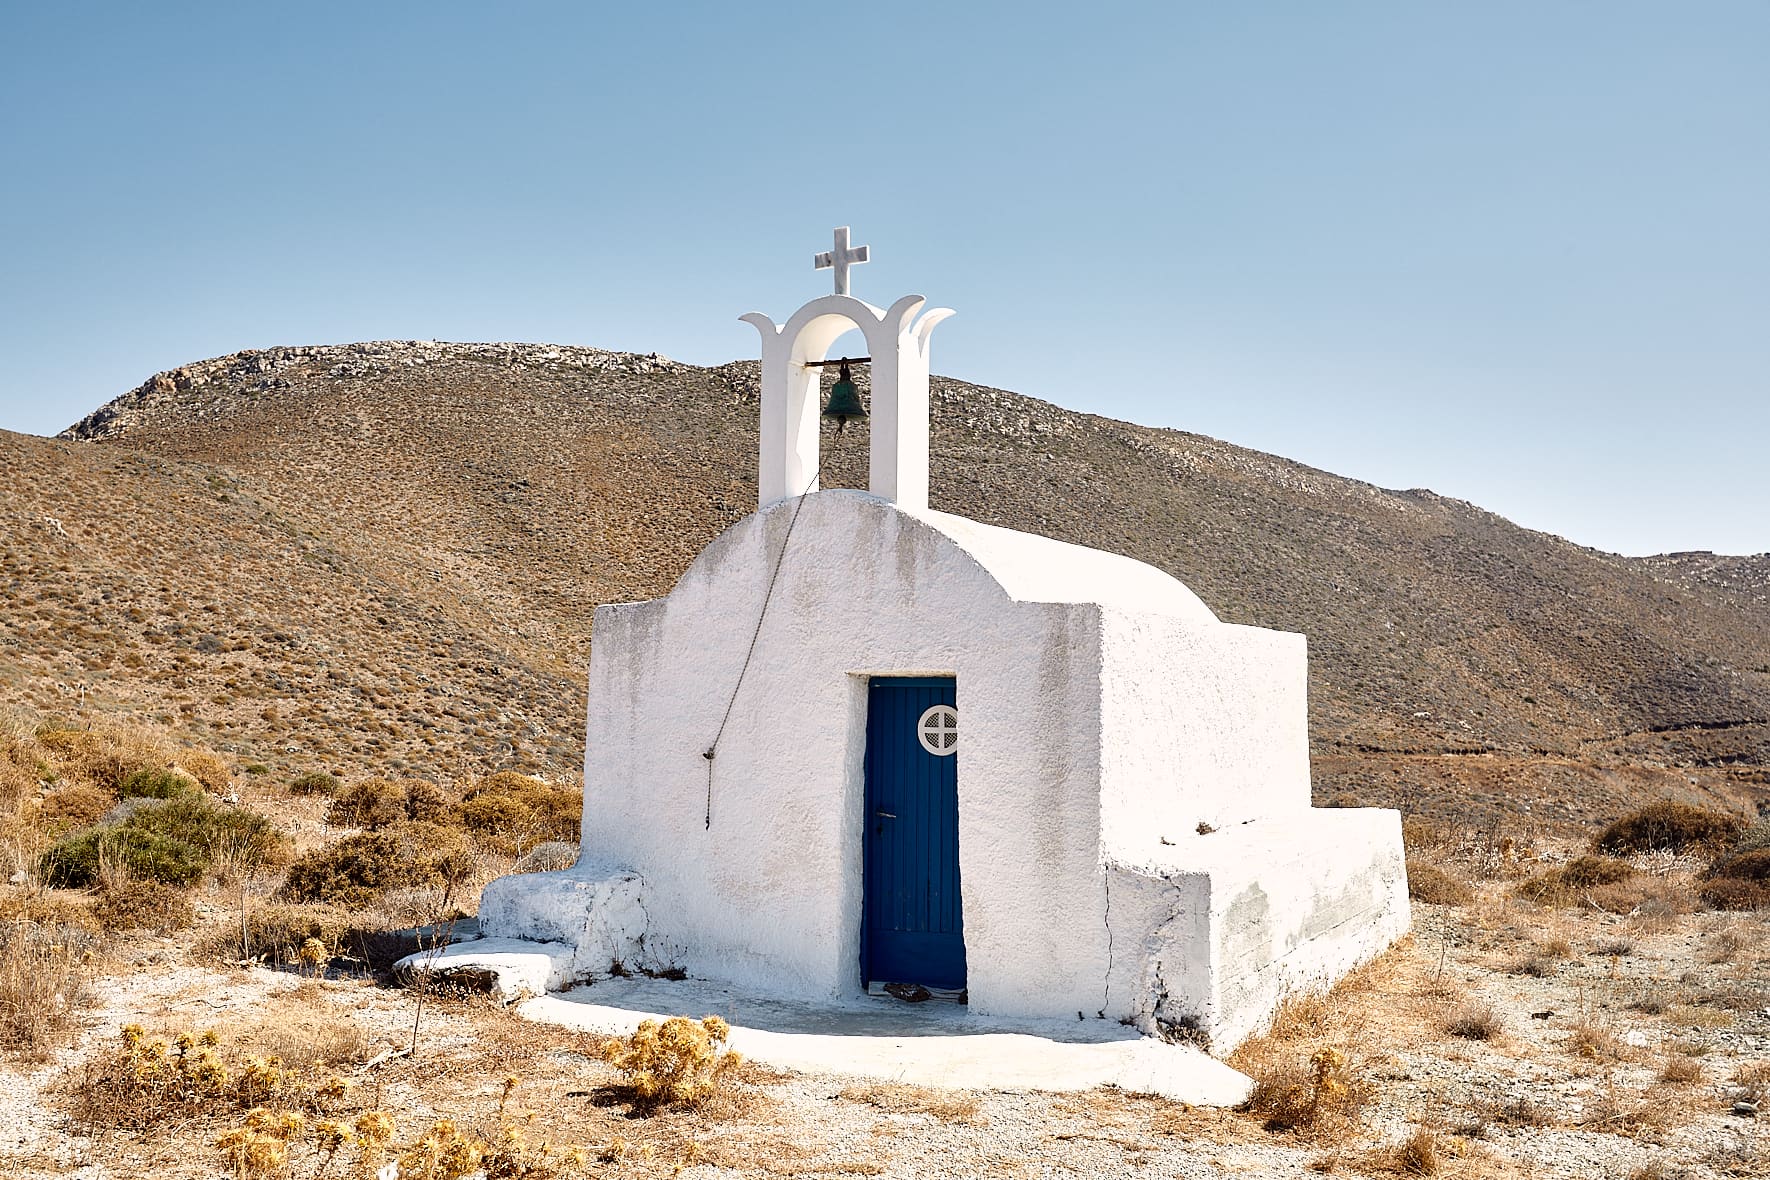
left=875, top=810, right=896, bottom=819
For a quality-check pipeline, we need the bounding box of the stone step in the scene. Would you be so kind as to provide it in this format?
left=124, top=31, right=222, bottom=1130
left=393, top=936, right=574, bottom=1004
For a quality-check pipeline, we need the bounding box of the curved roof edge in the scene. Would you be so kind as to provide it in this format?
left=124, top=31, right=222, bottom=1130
left=902, top=498, right=1218, bottom=623
left=710, top=490, right=1214, bottom=623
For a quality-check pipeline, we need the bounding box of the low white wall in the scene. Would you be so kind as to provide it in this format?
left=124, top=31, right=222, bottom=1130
left=1109, top=809, right=1410, bottom=1051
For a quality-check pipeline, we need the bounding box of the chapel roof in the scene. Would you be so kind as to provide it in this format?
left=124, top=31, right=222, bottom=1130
left=903, top=498, right=1219, bottom=623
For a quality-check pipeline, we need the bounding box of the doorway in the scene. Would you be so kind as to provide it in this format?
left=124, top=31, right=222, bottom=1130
left=861, top=676, right=966, bottom=991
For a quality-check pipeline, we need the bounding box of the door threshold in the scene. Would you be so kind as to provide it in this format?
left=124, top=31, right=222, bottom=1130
left=867, top=981, right=968, bottom=1005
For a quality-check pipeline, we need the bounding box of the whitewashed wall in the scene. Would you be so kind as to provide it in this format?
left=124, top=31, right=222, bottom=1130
left=482, top=490, right=1409, bottom=1042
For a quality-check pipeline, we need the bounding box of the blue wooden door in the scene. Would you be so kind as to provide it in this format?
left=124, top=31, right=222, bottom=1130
left=863, top=676, right=965, bottom=990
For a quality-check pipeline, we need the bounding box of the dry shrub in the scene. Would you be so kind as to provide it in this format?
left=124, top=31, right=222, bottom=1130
left=279, top=822, right=471, bottom=907
left=1596, top=801, right=1743, bottom=856
left=230, top=1102, right=584, bottom=1180
left=510, top=840, right=578, bottom=875
left=1509, top=953, right=1558, bottom=978
left=601, top=1015, right=742, bottom=1111
left=229, top=1004, right=368, bottom=1072
left=1701, top=924, right=1753, bottom=963
left=1364, top=1125, right=1441, bottom=1175
left=1658, top=1053, right=1703, bottom=1084
left=39, top=783, right=113, bottom=832
left=1516, top=855, right=1637, bottom=907
left=42, top=794, right=287, bottom=888
left=1568, top=1018, right=1627, bottom=1062
left=215, top=1107, right=305, bottom=1180
left=455, top=772, right=580, bottom=856
left=1442, top=1001, right=1502, bottom=1041
left=195, top=901, right=405, bottom=970
left=0, top=909, right=96, bottom=1055
left=34, top=723, right=173, bottom=797
left=118, top=767, right=196, bottom=800
left=838, top=1082, right=982, bottom=1124
left=1701, top=846, right=1770, bottom=910
left=326, top=777, right=445, bottom=830
left=1727, top=819, right=1770, bottom=858
left=288, top=771, right=339, bottom=796
left=67, top=1023, right=328, bottom=1134
left=175, top=747, right=231, bottom=794
left=93, top=877, right=195, bottom=934
left=1406, top=862, right=1473, bottom=906
left=1711, top=848, right=1770, bottom=882
left=1698, top=877, right=1770, bottom=911
left=1401, top=817, right=1450, bottom=854
left=1239, top=1046, right=1362, bottom=1133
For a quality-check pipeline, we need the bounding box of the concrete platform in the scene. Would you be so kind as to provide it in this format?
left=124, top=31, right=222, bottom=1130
left=518, top=974, right=1254, bottom=1106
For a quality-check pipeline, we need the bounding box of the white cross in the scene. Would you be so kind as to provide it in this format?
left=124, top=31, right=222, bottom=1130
left=813, top=226, right=870, bottom=296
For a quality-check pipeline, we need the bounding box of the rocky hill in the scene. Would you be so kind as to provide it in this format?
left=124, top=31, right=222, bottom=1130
left=1630, top=551, right=1770, bottom=609
left=7, top=339, right=1765, bottom=829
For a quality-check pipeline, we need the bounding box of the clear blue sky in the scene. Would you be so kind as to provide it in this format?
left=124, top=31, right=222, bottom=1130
left=3, top=2, right=1765, bottom=556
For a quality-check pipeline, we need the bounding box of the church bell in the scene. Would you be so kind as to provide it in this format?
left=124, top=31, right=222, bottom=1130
left=822, top=361, right=867, bottom=430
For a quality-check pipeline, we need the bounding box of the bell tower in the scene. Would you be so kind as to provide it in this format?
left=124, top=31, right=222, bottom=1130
left=741, top=227, right=954, bottom=512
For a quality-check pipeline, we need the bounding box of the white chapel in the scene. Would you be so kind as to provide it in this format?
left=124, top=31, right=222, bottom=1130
left=473, top=230, right=1410, bottom=1052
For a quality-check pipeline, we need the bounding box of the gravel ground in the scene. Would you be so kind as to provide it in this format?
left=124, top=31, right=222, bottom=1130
left=3, top=876, right=1767, bottom=1179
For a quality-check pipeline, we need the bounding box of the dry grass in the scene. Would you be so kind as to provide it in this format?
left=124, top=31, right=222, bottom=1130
left=1362, top=1124, right=1443, bottom=1175
left=91, top=875, right=196, bottom=934
left=1237, top=1045, right=1365, bottom=1133
left=1408, top=861, right=1475, bottom=906
left=1626, top=981, right=1684, bottom=1015
left=1579, top=1083, right=1673, bottom=1139
left=0, top=902, right=96, bottom=1056
left=1567, top=1017, right=1629, bottom=1062
left=224, top=1002, right=371, bottom=1073
left=1478, top=1095, right=1554, bottom=1128
left=838, top=1082, right=983, bottom=1124
left=1700, top=923, right=1755, bottom=963
left=1508, top=953, right=1559, bottom=978
left=1515, top=856, right=1637, bottom=907
left=1442, top=1001, right=1503, bottom=1041
left=1657, top=1053, right=1703, bottom=1084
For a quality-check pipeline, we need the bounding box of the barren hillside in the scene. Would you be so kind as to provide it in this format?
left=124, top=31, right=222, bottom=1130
left=6, top=339, right=1765, bottom=827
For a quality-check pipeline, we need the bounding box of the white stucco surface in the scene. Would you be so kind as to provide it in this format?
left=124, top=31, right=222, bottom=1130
left=479, top=488, right=1410, bottom=1053
left=522, top=975, right=1255, bottom=1106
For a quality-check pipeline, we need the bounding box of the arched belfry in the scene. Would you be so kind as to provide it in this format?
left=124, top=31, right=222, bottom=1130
left=741, top=227, right=954, bottom=511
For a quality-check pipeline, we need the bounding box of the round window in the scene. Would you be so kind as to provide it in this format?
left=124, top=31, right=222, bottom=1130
left=917, top=705, right=958, bottom=756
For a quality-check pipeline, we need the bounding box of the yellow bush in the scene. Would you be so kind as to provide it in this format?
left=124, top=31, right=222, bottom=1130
left=177, top=747, right=232, bottom=794
left=455, top=772, right=580, bottom=856
left=1240, top=1045, right=1363, bottom=1132
left=602, top=1015, right=742, bottom=1110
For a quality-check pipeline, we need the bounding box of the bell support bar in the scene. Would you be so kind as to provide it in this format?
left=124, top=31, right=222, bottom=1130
left=799, top=356, right=872, bottom=367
